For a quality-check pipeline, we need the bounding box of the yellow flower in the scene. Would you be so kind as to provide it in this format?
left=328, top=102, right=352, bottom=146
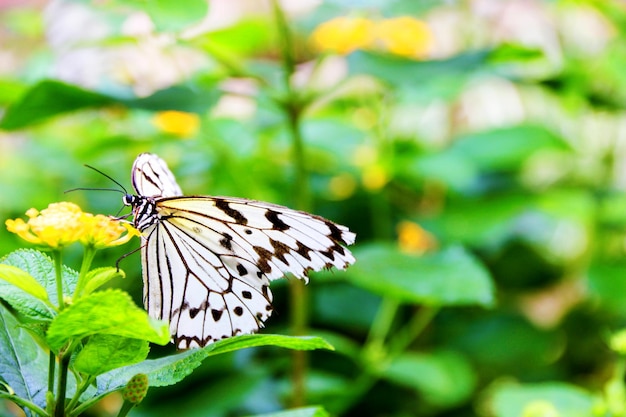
left=397, top=221, right=437, bottom=255
left=362, top=165, right=388, bottom=191
left=152, top=110, right=200, bottom=138
left=310, top=16, right=376, bottom=54
left=6, top=202, right=84, bottom=249
left=328, top=173, right=357, bottom=200
left=6, top=202, right=138, bottom=250
left=79, top=213, right=140, bottom=249
left=375, top=17, right=433, bottom=59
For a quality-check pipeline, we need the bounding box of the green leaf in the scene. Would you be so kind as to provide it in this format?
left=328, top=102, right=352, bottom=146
left=346, top=244, right=495, bottom=307
left=74, top=335, right=150, bottom=376
left=485, top=382, right=594, bottom=417
left=109, top=0, right=207, bottom=32
left=80, top=267, right=125, bottom=296
left=449, top=124, right=570, bottom=172
left=0, top=264, right=49, bottom=304
left=46, top=289, right=169, bottom=351
left=204, top=334, right=334, bottom=357
left=97, top=348, right=204, bottom=394
left=587, top=262, right=626, bottom=316
left=0, top=249, right=77, bottom=320
left=381, top=351, right=476, bottom=407
left=348, top=50, right=492, bottom=88
left=0, top=80, right=219, bottom=130
left=252, top=406, right=330, bottom=417
left=0, top=80, right=114, bottom=130
left=96, top=335, right=332, bottom=394
left=0, top=305, right=49, bottom=410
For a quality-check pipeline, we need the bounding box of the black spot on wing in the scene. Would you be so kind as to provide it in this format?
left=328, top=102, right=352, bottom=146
left=236, top=263, right=248, bottom=276
left=269, top=239, right=290, bottom=264
left=219, top=233, right=233, bottom=250
left=212, top=309, right=223, bottom=322
left=253, top=246, right=274, bottom=274
left=215, top=199, right=248, bottom=225
left=266, top=210, right=289, bottom=231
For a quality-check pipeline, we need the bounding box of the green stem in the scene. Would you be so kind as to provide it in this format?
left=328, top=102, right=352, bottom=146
left=388, top=306, right=439, bottom=356
left=54, top=351, right=71, bottom=417
left=270, top=0, right=310, bottom=407
left=65, top=376, right=95, bottom=413
left=0, top=393, right=48, bottom=417
left=364, top=298, right=399, bottom=352
left=52, top=250, right=64, bottom=310
left=48, top=350, right=56, bottom=401
left=115, top=400, right=135, bottom=417
left=73, top=246, right=97, bottom=299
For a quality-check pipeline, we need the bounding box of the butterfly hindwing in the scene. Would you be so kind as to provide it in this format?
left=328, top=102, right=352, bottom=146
left=129, top=153, right=355, bottom=348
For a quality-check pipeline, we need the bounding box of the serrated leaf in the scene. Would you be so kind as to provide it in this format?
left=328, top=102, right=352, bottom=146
left=74, top=334, right=149, bottom=376
left=46, top=289, right=169, bottom=351
left=96, top=335, right=333, bottom=395
left=79, top=267, right=125, bottom=297
left=0, top=305, right=48, bottom=410
left=0, top=265, right=50, bottom=304
left=0, top=250, right=77, bottom=320
left=346, top=244, right=495, bottom=307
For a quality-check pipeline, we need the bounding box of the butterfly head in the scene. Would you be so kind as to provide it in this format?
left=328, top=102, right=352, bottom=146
left=122, top=194, right=139, bottom=207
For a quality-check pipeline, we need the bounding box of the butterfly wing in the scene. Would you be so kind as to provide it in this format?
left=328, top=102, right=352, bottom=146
left=132, top=152, right=183, bottom=198
left=145, top=196, right=355, bottom=348
left=131, top=153, right=356, bottom=349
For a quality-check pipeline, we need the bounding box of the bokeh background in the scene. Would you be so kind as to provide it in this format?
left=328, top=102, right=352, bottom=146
left=3, top=0, right=626, bottom=416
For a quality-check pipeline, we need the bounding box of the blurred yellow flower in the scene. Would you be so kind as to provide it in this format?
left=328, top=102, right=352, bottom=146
left=397, top=221, right=437, bottom=254
left=310, top=15, right=434, bottom=59
left=328, top=173, right=357, bottom=200
left=79, top=213, right=140, bottom=249
left=6, top=202, right=138, bottom=250
left=375, top=17, right=433, bottom=59
left=310, top=16, right=376, bottom=54
left=610, top=329, right=626, bottom=354
left=362, top=165, right=388, bottom=191
left=152, top=110, right=200, bottom=138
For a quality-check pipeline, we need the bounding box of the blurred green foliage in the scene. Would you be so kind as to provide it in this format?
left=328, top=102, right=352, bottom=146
left=3, top=0, right=626, bottom=416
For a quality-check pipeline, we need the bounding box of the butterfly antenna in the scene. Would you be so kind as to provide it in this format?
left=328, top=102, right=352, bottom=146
left=64, top=187, right=125, bottom=194
left=83, top=164, right=129, bottom=193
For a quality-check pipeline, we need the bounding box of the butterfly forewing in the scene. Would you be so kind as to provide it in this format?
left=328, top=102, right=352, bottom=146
left=132, top=153, right=183, bottom=198
left=128, top=153, right=355, bottom=348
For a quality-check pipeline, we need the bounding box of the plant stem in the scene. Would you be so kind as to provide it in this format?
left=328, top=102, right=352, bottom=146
left=364, top=297, right=399, bottom=354
left=48, top=351, right=56, bottom=401
left=0, top=393, right=48, bottom=417
left=52, top=250, right=65, bottom=310
left=388, top=305, right=439, bottom=356
left=270, top=0, right=310, bottom=407
left=73, top=246, right=96, bottom=299
left=54, top=351, right=70, bottom=417
left=116, top=400, right=135, bottom=417
left=65, top=376, right=95, bottom=413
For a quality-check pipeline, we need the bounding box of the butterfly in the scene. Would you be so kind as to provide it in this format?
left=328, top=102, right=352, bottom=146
left=122, top=153, right=356, bottom=349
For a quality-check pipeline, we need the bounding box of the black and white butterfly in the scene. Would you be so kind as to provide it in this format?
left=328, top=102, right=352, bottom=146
left=122, top=153, right=356, bottom=349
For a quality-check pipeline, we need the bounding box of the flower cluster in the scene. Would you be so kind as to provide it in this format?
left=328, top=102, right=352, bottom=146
left=310, top=16, right=434, bottom=59
left=6, top=202, right=138, bottom=250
